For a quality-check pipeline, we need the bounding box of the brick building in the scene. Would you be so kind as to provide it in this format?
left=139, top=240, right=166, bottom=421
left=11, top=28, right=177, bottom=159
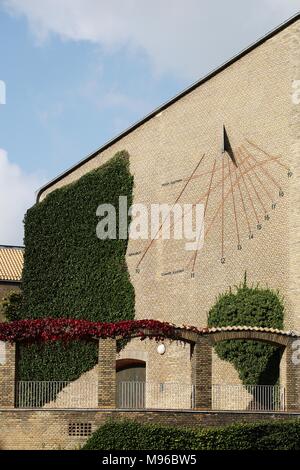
left=0, top=245, right=24, bottom=321
left=0, top=14, right=299, bottom=449
left=36, top=14, right=300, bottom=394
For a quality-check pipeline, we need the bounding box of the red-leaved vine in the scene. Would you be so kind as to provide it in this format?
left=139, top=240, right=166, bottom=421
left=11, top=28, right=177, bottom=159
left=0, top=318, right=208, bottom=343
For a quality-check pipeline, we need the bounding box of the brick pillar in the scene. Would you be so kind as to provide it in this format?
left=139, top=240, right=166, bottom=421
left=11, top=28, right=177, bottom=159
left=98, top=338, right=117, bottom=408
left=285, top=340, right=300, bottom=411
left=191, top=337, right=212, bottom=409
left=0, top=341, right=16, bottom=407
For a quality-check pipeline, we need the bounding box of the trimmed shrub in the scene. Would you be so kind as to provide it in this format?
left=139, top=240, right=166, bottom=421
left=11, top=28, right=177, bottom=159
left=207, top=275, right=284, bottom=385
left=82, top=419, right=300, bottom=451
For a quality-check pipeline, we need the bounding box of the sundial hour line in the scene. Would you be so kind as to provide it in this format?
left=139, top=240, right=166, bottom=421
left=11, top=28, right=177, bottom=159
left=136, top=153, right=206, bottom=270
left=196, top=152, right=270, bottom=267
left=135, top=135, right=291, bottom=276
left=241, top=144, right=283, bottom=192
left=235, top=151, right=260, bottom=224
left=238, top=151, right=268, bottom=215
left=188, top=150, right=285, bottom=271
left=190, top=157, right=218, bottom=273
left=233, top=160, right=252, bottom=236
left=228, top=154, right=241, bottom=248
left=245, top=139, right=290, bottom=172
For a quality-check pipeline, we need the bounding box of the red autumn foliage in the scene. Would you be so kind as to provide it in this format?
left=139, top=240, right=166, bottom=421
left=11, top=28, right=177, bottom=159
left=0, top=318, right=208, bottom=343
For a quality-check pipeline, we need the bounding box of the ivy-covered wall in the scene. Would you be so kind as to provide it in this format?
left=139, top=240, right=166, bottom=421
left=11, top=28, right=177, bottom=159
left=17, top=151, right=135, bottom=381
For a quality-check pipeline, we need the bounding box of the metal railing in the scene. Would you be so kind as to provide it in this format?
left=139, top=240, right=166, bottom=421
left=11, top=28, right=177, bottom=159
left=15, top=380, right=195, bottom=409
left=212, top=384, right=286, bottom=411
left=15, top=380, right=286, bottom=411
left=117, top=381, right=146, bottom=409
left=16, top=380, right=98, bottom=408
left=117, top=381, right=195, bottom=409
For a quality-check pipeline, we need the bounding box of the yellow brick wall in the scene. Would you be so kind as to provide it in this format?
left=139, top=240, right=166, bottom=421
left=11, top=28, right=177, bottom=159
left=38, top=20, right=300, bottom=387
left=1, top=409, right=300, bottom=450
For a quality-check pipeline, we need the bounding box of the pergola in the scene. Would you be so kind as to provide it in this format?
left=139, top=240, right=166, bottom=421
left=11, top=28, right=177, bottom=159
left=0, top=323, right=299, bottom=410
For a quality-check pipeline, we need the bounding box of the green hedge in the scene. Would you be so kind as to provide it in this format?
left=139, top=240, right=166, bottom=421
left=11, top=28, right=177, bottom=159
left=17, top=151, right=134, bottom=382
left=207, top=276, right=284, bottom=385
left=82, top=419, right=300, bottom=450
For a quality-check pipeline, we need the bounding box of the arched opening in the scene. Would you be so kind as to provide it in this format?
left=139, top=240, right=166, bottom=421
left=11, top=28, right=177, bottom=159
left=208, top=330, right=291, bottom=411
left=116, top=359, right=146, bottom=408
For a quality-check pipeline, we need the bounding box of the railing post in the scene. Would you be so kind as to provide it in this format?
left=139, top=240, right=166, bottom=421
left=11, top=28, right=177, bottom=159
left=285, top=340, right=300, bottom=411
left=98, top=338, right=117, bottom=408
left=191, top=337, right=212, bottom=409
left=0, top=341, right=16, bottom=407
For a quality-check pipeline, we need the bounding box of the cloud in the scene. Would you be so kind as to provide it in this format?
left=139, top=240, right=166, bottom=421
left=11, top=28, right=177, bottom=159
left=265, top=0, right=300, bottom=12
left=79, top=76, right=150, bottom=113
left=0, top=149, right=44, bottom=245
left=2, top=0, right=299, bottom=80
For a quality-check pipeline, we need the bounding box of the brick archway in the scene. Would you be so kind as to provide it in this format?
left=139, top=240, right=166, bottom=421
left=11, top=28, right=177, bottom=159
left=206, top=328, right=292, bottom=347
left=181, top=326, right=297, bottom=410
left=54, top=325, right=299, bottom=411
left=199, top=328, right=299, bottom=411
left=1, top=324, right=299, bottom=410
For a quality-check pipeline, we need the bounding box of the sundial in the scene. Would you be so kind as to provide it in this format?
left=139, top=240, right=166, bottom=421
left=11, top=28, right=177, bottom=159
left=133, top=126, right=292, bottom=278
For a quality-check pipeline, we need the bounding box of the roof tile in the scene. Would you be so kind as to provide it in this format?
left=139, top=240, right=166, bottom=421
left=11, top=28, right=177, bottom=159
left=0, top=246, right=24, bottom=282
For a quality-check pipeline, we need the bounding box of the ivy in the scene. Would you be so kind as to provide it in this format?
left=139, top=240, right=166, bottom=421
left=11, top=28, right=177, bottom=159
left=207, top=275, right=284, bottom=385
left=17, top=151, right=135, bottom=381
left=0, top=318, right=200, bottom=343
left=1, top=291, right=23, bottom=322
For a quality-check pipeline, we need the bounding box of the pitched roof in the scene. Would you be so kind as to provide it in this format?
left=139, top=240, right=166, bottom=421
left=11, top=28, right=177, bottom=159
left=0, top=246, right=24, bottom=282
left=36, top=12, right=300, bottom=202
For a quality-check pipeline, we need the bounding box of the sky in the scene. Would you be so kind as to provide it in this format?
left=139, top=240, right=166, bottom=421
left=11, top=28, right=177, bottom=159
left=0, top=0, right=299, bottom=245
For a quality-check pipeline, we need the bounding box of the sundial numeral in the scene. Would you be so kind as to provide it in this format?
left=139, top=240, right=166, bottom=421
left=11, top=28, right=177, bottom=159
left=141, top=138, right=290, bottom=274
